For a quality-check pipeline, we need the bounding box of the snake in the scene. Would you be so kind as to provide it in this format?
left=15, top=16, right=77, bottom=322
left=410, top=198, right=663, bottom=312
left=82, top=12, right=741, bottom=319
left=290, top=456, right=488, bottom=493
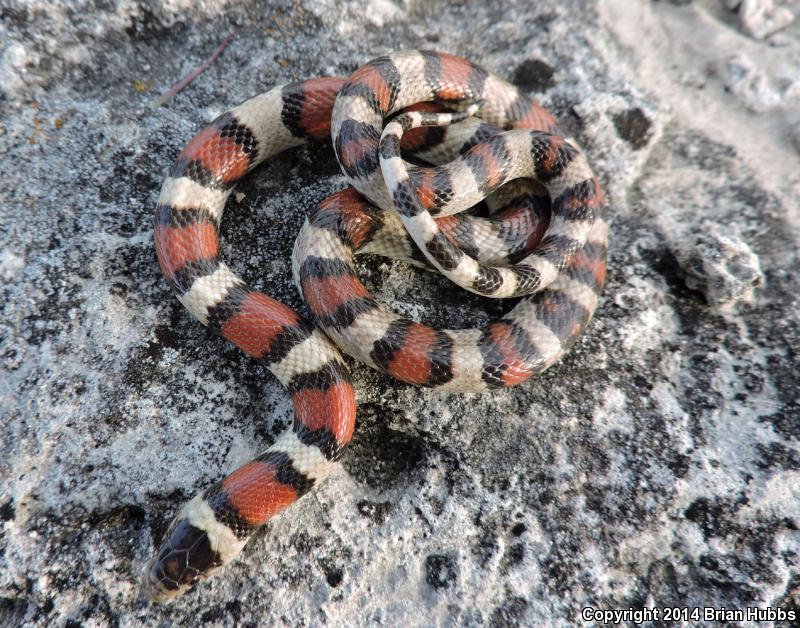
left=145, top=50, right=607, bottom=601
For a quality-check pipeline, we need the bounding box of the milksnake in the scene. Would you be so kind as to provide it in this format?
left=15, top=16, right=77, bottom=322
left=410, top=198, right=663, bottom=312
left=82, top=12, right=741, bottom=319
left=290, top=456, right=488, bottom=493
left=145, top=50, right=607, bottom=601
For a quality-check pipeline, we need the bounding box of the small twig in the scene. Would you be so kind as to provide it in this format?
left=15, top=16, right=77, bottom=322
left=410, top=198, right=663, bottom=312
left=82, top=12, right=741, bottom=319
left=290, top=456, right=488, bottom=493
left=152, top=31, right=235, bottom=107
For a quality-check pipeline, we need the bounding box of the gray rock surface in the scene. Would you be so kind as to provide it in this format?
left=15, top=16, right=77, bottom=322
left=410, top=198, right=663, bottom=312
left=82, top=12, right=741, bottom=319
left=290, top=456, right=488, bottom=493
left=737, top=0, right=796, bottom=39
left=1, top=0, right=799, bottom=625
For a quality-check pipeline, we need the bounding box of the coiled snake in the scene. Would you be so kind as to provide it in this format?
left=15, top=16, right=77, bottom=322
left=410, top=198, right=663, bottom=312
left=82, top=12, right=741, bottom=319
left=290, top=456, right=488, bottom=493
left=145, top=50, right=607, bottom=600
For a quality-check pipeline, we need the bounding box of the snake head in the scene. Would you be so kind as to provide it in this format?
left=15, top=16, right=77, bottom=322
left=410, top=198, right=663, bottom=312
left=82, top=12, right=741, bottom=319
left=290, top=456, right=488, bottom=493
left=142, top=493, right=248, bottom=602
left=142, top=518, right=223, bottom=601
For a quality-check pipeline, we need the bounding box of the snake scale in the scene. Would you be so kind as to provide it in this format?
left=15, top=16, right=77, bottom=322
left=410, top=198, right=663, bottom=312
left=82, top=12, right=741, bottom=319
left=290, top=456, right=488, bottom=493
left=145, top=50, right=607, bottom=601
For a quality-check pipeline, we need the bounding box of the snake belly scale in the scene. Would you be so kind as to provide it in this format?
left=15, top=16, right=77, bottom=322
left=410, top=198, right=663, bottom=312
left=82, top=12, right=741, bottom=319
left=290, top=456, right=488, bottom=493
left=146, top=50, right=607, bottom=600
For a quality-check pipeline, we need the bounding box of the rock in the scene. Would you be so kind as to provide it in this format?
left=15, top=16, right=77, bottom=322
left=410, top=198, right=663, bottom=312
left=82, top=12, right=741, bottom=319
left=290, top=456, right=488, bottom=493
left=0, top=42, right=38, bottom=98
left=720, top=52, right=784, bottom=112
left=737, top=0, right=796, bottom=40
left=363, top=0, right=404, bottom=28
left=512, top=58, right=556, bottom=93
left=612, top=107, right=654, bottom=150
left=790, top=112, right=800, bottom=153
left=667, top=224, right=765, bottom=308
left=1, top=0, right=798, bottom=625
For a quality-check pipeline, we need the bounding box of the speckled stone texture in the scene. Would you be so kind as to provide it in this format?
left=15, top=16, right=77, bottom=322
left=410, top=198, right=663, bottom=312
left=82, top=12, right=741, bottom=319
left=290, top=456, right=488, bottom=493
left=1, top=0, right=799, bottom=626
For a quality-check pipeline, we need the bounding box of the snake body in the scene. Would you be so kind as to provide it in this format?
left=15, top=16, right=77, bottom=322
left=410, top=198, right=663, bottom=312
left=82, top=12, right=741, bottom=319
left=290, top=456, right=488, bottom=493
left=146, top=50, right=607, bottom=600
